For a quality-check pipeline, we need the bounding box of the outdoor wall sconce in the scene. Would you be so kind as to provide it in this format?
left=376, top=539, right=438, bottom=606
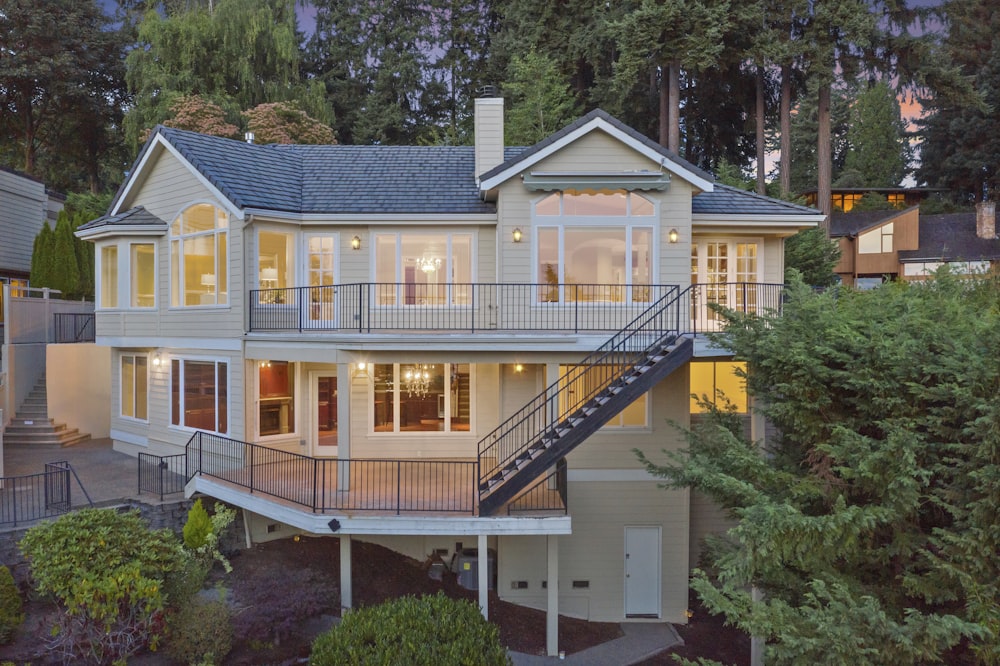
left=354, top=361, right=369, bottom=378
left=153, top=351, right=162, bottom=367
left=514, top=363, right=524, bottom=374
left=668, top=228, right=679, bottom=244
left=512, top=227, right=522, bottom=243
left=351, top=235, right=361, bottom=250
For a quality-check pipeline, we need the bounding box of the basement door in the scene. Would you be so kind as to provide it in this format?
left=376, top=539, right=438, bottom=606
left=624, top=526, right=661, bottom=618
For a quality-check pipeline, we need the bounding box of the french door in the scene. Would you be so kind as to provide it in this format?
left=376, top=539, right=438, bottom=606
left=691, top=239, right=761, bottom=332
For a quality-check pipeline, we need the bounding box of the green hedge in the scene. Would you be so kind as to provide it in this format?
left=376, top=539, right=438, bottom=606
left=309, top=592, right=510, bottom=666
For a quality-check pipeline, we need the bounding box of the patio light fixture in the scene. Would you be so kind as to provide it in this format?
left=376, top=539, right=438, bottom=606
left=351, top=235, right=361, bottom=250
left=668, top=228, right=679, bottom=244
left=512, top=227, right=523, bottom=243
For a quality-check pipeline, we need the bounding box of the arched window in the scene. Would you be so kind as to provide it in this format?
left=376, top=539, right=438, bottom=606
left=533, top=191, right=655, bottom=303
left=170, top=204, right=228, bottom=306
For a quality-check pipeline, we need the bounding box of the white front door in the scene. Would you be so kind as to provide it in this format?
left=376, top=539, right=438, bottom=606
left=310, top=371, right=338, bottom=457
left=624, top=526, right=661, bottom=618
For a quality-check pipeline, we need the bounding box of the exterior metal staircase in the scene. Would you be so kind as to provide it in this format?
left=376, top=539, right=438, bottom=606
left=477, top=287, right=695, bottom=515
left=4, top=376, right=91, bottom=447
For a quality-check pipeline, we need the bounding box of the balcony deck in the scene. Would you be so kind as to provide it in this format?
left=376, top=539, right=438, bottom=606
left=184, top=433, right=567, bottom=519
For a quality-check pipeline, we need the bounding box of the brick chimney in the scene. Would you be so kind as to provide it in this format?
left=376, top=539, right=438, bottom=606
left=474, top=91, right=504, bottom=182
left=976, top=201, right=996, bottom=239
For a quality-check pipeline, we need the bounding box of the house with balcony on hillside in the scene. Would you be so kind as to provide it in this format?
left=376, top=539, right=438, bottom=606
left=76, top=98, right=824, bottom=655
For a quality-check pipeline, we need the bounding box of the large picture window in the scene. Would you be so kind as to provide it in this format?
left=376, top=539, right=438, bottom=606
left=121, top=354, right=148, bottom=421
left=373, top=233, right=473, bottom=305
left=258, top=230, right=294, bottom=303
left=259, top=361, right=295, bottom=437
left=171, top=204, right=228, bottom=307
left=371, top=363, right=471, bottom=433
left=689, top=361, right=747, bottom=413
left=534, top=191, right=654, bottom=303
left=171, top=358, right=228, bottom=434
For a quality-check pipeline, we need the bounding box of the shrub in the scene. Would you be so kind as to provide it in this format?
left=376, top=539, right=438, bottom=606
left=19, top=508, right=184, bottom=664
left=166, top=595, right=232, bottom=666
left=309, top=592, right=510, bottom=666
left=0, top=565, right=24, bottom=645
left=183, top=499, right=213, bottom=550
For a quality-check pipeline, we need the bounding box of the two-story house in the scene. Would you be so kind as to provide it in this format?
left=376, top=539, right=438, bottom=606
left=831, top=201, right=998, bottom=287
left=77, top=99, right=823, bottom=655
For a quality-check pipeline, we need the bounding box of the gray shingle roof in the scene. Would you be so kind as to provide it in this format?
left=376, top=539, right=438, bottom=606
left=76, top=206, right=166, bottom=232
left=829, top=209, right=904, bottom=237
left=693, top=184, right=822, bottom=216
left=899, top=213, right=1000, bottom=262
left=157, top=126, right=505, bottom=215
left=138, top=125, right=820, bottom=220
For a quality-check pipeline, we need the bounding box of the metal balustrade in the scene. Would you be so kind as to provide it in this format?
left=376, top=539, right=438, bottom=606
left=137, top=452, right=188, bottom=500
left=186, top=432, right=482, bottom=515
left=54, top=313, right=96, bottom=343
left=0, top=462, right=93, bottom=527
left=248, top=283, right=677, bottom=333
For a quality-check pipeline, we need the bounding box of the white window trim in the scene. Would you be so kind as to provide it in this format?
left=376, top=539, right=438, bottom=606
left=96, top=241, right=119, bottom=310
left=96, top=241, right=157, bottom=311
left=119, top=352, right=149, bottom=423
left=168, top=355, right=230, bottom=435
left=530, top=192, right=660, bottom=298
left=368, top=362, right=475, bottom=436
left=128, top=241, right=157, bottom=309
left=301, top=231, right=340, bottom=289
left=168, top=201, right=229, bottom=310
left=256, top=360, right=298, bottom=440
left=371, top=230, right=478, bottom=306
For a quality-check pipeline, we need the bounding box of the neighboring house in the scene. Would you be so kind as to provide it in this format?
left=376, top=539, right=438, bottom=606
left=831, top=202, right=997, bottom=287
left=802, top=186, right=944, bottom=213
left=76, top=99, right=823, bottom=655
left=0, top=166, right=63, bottom=287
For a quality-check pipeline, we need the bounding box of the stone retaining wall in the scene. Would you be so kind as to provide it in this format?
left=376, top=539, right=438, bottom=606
left=0, top=497, right=245, bottom=588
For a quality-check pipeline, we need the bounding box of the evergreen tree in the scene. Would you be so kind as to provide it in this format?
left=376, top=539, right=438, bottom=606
left=841, top=81, right=910, bottom=187
left=917, top=0, right=1000, bottom=201
left=0, top=0, right=128, bottom=191
left=29, top=222, right=56, bottom=291
left=502, top=51, right=581, bottom=146
left=788, top=82, right=853, bottom=196
left=639, top=275, right=1000, bottom=664
left=49, top=213, right=82, bottom=299
left=783, top=227, right=840, bottom=286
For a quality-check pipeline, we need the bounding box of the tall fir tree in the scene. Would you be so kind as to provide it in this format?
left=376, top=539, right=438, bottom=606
left=502, top=51, right=581, bottom=146
left=841, top=81, right=911, bottom=188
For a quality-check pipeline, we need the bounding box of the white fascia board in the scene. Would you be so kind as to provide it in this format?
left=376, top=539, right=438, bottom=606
left=243, top=208, right=496, bottom=224
left=74, top=225, right=167, bottom=241
left=94, top=336, right=243, bottom=351
left=479, top=117, right=715, bottom=193
left=190, top=477, right=572, bottom=536
left=693, top=214, right=823, bottom=226
left=111, top=134, right=244, bottom=221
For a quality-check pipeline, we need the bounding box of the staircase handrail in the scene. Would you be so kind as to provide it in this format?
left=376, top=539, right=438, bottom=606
left=477, top=285, right=684, bottom=482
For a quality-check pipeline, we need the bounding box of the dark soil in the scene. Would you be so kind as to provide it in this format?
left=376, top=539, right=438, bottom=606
left=1, top=536, right=748, bottom=665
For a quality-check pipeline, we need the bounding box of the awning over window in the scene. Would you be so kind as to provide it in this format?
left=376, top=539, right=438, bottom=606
left=521, top=171, right=671, bottom=192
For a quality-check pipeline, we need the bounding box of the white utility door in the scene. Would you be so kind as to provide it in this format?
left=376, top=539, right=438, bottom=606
left=624, top=526, right=661, bottom=618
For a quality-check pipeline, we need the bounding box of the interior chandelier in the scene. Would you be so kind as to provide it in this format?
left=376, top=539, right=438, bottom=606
left=417, top=257, right=441, bottom=273
left=403, top=365, right=432, bottom=397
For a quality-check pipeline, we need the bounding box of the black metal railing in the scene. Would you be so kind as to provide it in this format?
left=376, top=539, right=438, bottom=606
left=477, top=282, right=784, bottom=504
left=248, top=283, right=676, bottom=333
left=0, top=462, right=94, bottom=527
left=138, top=453, right=188, bottom=500
left=507, top=459, right=568, bottom=515
left=54, top=313, right=95, bottom=343
left=186, top=432, right=480, bottom=515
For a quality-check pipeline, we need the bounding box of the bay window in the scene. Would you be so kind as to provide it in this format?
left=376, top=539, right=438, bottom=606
left=100, top=245, right=118, bottom=308
left=98, top=242, right=156, bottom=309
left=171, top=358, right=228, bottom=434
left=372, top=363, right=471, bottom=433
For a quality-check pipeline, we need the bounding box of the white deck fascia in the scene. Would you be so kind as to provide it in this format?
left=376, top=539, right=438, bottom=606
left=189, top=476, right=572, bottom=537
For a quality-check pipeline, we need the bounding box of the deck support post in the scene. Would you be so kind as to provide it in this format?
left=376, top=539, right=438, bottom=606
left=478, top=533, right=489, bottom=620
left=337, top=365, right=352, bottom=491
left=340, top=535, right=352, bottom=611
left=546, top=533, right=559, bottom=656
